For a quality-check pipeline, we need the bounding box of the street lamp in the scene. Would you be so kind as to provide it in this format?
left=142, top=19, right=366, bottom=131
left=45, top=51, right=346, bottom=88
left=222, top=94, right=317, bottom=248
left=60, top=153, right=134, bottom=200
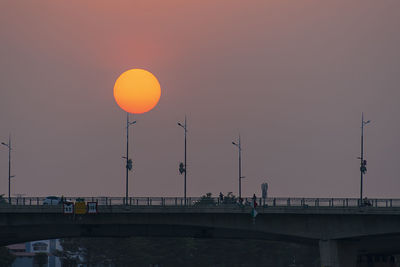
left=125, top=113, right=136, bottom=204
left=359, top=112, right=370, bottom=206
left=232, top=135, right=244, bottom=199
left=177, top=116, right=187, bottom=204
left=1, top=134, right=12, bottom=204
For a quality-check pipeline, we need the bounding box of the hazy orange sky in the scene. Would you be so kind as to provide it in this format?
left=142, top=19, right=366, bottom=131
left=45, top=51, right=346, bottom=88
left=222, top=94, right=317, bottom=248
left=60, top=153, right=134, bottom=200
left=0, top=1, right=399, bottom=198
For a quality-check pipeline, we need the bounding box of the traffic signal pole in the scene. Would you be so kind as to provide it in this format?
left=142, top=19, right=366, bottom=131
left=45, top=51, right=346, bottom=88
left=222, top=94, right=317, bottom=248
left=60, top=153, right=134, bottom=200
left=178, top=117, right=187, bottom=205
left=8, top=135, right=11, bottom=204
left=184, top=116, right=187, bottom=204
left=1, top=135, right=12, bottom=204
left=125, top=113, right=136, bottom=204
left=126, top=113, right=129, bottom=204
left=359, top=113, right=370, bottom=206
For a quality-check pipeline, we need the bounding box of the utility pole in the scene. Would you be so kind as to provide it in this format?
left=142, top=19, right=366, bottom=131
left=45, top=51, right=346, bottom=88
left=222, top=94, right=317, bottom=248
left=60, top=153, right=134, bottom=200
left=1, top=135, right=12, bottom=204
left=232, top=135, right=243, bottom=199
left=125, top=113, right=136, bottom=204
left=178, top=116, right=187, bottom=204
left=359, top=113, right=370, bottom=206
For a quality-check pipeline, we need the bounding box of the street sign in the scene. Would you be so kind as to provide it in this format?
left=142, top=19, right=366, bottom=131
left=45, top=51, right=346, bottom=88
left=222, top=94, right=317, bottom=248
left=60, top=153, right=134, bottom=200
left=75, top=201, right=87, bottom=214
left=63, top=203, right=74, bottom=214
left=87, top=202, right=98, bottom=214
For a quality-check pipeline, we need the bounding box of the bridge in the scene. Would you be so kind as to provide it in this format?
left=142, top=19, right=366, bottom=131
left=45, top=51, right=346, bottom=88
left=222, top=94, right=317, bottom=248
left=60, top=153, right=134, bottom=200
left=2, top=197, right=400, bottom=267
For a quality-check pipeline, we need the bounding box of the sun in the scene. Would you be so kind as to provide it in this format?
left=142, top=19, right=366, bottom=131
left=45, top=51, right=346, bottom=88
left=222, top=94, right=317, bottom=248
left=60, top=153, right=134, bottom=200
left=113, top=69, right=161, bottom=114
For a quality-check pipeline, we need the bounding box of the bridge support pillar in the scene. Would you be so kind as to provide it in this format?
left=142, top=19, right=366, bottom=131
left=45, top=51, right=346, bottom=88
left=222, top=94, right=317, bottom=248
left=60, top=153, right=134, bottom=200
left=319, top=240, right=357, bottom=267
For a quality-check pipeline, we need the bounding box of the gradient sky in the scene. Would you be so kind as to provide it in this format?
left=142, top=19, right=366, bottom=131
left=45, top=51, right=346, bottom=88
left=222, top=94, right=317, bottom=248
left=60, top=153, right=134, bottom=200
left=0, top=1, right=399, bottom=198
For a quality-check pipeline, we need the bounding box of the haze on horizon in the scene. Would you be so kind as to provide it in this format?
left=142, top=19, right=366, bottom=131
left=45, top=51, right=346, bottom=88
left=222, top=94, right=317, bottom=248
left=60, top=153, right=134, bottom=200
left=0, top=1, right=399, bottom=198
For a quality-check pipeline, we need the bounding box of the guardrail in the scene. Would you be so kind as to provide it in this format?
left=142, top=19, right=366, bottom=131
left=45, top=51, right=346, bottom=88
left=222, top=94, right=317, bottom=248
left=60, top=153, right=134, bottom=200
left=2, top=197, right=399, bottom=208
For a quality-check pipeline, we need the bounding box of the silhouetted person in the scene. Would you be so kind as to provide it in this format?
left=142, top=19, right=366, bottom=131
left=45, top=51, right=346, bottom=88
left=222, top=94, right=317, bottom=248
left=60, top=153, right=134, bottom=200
left=364, top=197, right=371, bottom=206
left=252, top=194, right=257, bottom=208
left=219, top=192, right=224, bottom=204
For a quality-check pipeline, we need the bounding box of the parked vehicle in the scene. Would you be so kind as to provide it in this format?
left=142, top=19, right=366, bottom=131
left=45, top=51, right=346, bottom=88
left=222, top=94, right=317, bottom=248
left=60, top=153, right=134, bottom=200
left=43, top=196, right=61, bottom=205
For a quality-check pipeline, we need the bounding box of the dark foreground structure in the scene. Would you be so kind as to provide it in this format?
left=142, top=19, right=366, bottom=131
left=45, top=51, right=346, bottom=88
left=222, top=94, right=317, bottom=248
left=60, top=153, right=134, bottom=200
left=1, top=197, right=400, bottom=267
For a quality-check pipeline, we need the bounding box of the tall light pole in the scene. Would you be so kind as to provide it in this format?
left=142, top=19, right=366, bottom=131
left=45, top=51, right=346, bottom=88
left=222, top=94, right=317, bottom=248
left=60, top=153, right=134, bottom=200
left=232, top=135, right=243, bottom=199
left=1, top=135, right=12, bottom=204
left=359, top=112, right=370, bottom=205
left=125, top=113, right=136, bottom=204
left=178, top=116, right=187, bottom=204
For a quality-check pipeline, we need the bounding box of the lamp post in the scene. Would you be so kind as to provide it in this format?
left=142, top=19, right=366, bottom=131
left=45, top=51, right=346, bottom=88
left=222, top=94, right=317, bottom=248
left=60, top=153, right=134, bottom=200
left=232, top=135, right=243, bottom=199
left=1, top=135, right=12, bottom=204
left=178, top=116, right=187, bottom=204
left=359, top=113, right=370, bottom=206
left=125, top=113, right=136, bottom=204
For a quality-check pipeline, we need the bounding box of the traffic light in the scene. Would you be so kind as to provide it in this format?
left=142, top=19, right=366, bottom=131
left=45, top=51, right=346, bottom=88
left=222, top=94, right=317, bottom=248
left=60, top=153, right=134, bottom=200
left=127, top=159, right=133, bottom=171
left=179, top=162, right=186, bottom=174
left=360, top=160, right=367, bottom=174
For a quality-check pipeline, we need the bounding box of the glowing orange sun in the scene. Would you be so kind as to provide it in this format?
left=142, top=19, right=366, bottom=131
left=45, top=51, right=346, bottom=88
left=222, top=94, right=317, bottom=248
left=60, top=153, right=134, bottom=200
left=113, top=69, right=161, bottom=114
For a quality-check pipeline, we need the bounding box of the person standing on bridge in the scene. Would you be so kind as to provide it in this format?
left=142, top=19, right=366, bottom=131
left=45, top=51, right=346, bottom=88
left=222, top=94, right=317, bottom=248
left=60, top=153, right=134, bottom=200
left=219, top=192, right=224, bottom=204
left=252, top=194, right=257, bottom=208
